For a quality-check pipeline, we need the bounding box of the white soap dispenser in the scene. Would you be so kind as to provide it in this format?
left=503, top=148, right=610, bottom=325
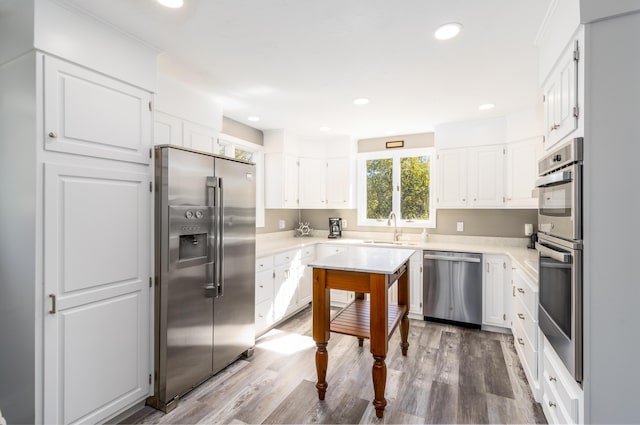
left=421, top=228, right=428, bottom=243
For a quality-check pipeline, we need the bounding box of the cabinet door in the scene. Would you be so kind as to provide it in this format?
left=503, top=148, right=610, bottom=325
left=299, top=157, right=327, bottom=208
left=436, top=149, right=467, bottom=207
left=283, top=155, right=300, bottom=208
left=274, top=264, right=297, bottom=320
left=483, top=255, right=509, bottom=327
left=543, top=40, right=579, bottom=150
left=409, top=250, right=423, bottom=316
left=154, top=111, right=183, bottom=146
left=183, top=121, right=217, bottom=154
left=43, top=55, right=151, bottom=164
left=326, top=157, right=350, bottom=208
left=43, top=163, right=151, bottom=425
left=506, top=139, right=542, bottom=208
left=468, top=146, right=505, bottom=207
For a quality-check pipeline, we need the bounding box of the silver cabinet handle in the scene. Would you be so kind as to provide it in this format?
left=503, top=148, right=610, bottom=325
left=549, top=376, right=557, bottom=382
left=518, top=288, right=525, bottom=294
left=549, top=401, right=557, bottom=408
left=517, top=338, right=525, bottom=346
left=49, top=294, right=56, bottom=314
left=461, top=198, right=466, bottom=202
left=517, top=313, right=525, bottom=320
left=48, top=131, right=58, bottom=139
left=423, top=254, right=481, bottom=263
left=259, top=285, right=264, bottom=288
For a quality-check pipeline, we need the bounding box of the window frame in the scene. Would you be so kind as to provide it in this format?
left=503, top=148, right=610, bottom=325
left=356, top=147, right=436, bottom=228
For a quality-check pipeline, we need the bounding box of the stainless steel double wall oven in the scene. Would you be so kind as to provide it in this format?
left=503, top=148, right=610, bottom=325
left=535, top=138, right=583, bottom=382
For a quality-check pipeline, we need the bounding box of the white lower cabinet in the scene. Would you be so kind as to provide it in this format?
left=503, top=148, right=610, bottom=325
left=541, top=334, right=583, bottom=424
left=511, top=266, right=541, bottom=401
left=408, top=250, right=423, bottom=319
left=254, top=246, right=315, bottom=336
left=483, top=255, right=511, bottom=327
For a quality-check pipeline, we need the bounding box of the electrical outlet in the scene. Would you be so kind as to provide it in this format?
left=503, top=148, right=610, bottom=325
left=278, top=219, right=286, bottom=229
left=342, top=219, right=348, bottom=228
left=456, top=222, right=464, bottom=232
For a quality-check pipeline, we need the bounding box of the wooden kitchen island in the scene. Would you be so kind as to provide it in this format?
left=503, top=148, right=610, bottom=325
left=309, top=246, right=415, bottom=418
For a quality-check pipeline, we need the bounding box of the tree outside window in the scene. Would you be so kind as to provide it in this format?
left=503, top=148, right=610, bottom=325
left=358, top=148, right=435, bottom=228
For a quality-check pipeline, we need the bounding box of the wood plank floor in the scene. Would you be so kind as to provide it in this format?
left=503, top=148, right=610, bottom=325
left=119, top=307, right=546, bottom=424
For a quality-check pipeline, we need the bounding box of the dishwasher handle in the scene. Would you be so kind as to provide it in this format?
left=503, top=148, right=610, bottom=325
left=423, top=254, right=481, bottom=263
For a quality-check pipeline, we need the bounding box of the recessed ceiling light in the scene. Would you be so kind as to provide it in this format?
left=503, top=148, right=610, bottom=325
left=248, top=116, right=260, bottom=122
left=478, top=103, right=495, bottom=111
left=353, top=98, right=369, bottom=105
left=434, top=23, right=462, bottom=41
left=320, top=126, right=331, bottom=131
left=157, top=0, right=184, bottom=8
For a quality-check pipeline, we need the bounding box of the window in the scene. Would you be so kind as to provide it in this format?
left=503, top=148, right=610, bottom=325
left=357, top=148, right=435, bottom=228
left=216, top=133, right=265, bottom=228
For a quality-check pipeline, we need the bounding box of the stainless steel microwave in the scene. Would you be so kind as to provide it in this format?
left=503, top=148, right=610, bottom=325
left=535, top=138, right=583, bottom=241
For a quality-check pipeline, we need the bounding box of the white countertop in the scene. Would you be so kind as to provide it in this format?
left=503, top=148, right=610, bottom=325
left=308, top=246, right=415, bottom=274
left=256, top=231, right=539, bottom=282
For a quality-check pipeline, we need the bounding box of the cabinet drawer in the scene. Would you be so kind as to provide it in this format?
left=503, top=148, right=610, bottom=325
left=318, top=245, right=347, bottom=259
left=543, top=342, right=581, bottom=424
left=255, top=270, right=274, bottom=304
left=255, top=299, right=274, bottom=335
left=542, top=374, right=575, bottom=425
left=513, top=297, right=537, bottom=349
left=300, top=246, right=315, bottom=261
left=256, top=256, right=273, bottom=272
left=513, top=268, right=538, bottom=320
left=274, top=249, right=298, bottom=266
left=513, top=318, right=537, bottom=381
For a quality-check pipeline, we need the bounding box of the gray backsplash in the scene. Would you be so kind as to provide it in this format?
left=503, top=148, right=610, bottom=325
left=259, top=208, right=538, bottom=238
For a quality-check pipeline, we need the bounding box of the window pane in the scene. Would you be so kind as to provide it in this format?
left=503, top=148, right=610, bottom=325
left=366, top=158, right=393, bottom=219
left=400, top=156, right=430, bottom=220
left=234, top=148, right=254, bottom=162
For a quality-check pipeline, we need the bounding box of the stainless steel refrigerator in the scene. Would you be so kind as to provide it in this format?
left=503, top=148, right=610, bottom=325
left=148, top=145, right=256, bottom=412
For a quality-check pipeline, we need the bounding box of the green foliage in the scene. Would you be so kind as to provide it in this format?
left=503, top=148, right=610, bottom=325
left=365, top=155, right=430, bottom=221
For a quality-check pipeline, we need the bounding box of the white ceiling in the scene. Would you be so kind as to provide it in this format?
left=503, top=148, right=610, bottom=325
left=62, top=0, right=551, bottom=141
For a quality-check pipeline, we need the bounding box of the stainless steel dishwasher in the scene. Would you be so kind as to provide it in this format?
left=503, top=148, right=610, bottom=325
left=423, top=251, right=483, bottom=327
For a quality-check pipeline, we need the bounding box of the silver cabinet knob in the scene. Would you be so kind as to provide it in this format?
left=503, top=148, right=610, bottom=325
left=518, top=288, right=525, bottom=294
left=549, top=376, right=557, bottom=382
left=517, top=313, right=525, bottom=320
left=517, top=338, right=525, bottom=346
left=549, top=401, right=557, bottom=408
left=48, top=131, right=58, bottom=139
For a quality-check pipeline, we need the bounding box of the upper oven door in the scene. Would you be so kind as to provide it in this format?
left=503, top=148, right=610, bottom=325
left=536, top=163, right=581, bottom=240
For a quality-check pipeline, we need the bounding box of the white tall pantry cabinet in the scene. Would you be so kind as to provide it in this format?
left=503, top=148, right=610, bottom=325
left=0, top=2, right=158, bottom=424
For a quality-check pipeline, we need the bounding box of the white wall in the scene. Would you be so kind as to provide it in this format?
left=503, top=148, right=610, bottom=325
left=0, top=1, right=33, bottom=66
left=583, top=11, right=640, bottom=424
left=0, top=52, right=38, bottom=425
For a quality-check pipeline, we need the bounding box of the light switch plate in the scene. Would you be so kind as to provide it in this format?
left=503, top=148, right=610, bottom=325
left=279, top=219, right=286, bottom=229
left=456, top=222, right=464, bottom=232
left=342, top=219, right=348, bottom=228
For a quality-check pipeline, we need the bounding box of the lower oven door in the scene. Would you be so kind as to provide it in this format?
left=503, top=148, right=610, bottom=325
left=536, top=234, right=583, bottom=382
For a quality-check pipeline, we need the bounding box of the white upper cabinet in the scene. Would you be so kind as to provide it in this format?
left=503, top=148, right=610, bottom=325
left=265, top=153, right=299, bottom=209
left=326, top=157, right=351, bottom=208
left=542, top=32, right=582, bottom=151
left=299, top=157, right=327, bottom=208
left=436, top=149, right=468, bottom=207
left=437, top=146, right=504, bottom=208
left=43, top=56, right=152, bottom=164
left=182, top=121, right=218, bottom=154
left=505, top=138, right=542, bottom=208
left=153, top=111, right=182, bottom=146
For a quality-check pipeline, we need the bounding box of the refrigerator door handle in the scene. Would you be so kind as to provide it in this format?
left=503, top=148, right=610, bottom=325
left=216, top=177, right=224, bottom=297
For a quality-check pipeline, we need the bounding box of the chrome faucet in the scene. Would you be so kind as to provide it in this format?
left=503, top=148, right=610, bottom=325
left=387, top=211, right=400, bottom=241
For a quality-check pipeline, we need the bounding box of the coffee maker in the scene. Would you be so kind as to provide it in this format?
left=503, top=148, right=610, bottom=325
left=328, top=217, right=342, bottom=239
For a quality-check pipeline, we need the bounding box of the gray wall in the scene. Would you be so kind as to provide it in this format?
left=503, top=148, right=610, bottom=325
left=262, top=208, right=537, bottom=238
left=222, top=116, right=263, bottom=146
left=583, top=12, right=640, bottom=423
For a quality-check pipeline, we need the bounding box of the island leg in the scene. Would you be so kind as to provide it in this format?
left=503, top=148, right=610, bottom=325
left=369, top=273, right=389, bottom=418
left=398, top=262, right=410, bottom=356
left=313, top=268, right=331, bottom=400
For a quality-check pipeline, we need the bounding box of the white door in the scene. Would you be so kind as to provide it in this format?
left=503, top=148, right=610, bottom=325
left=43, top=55, right=152, bottom=164
left=43, top=163, right=151, bottom=425
left=283, top=155, right=299, bottom=208
left=506, top=138, right=541, bottom=207
left=299, top=157, right=327, bottom=208
left=554, top=43, right=578, bottom=143
left=483, top=255, right=508, bottom=327
left=326, top=157, right=350, bottom=208
left=437, top=149, right=467, bottom=207
left=469, top=146, right=504, bottom=207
